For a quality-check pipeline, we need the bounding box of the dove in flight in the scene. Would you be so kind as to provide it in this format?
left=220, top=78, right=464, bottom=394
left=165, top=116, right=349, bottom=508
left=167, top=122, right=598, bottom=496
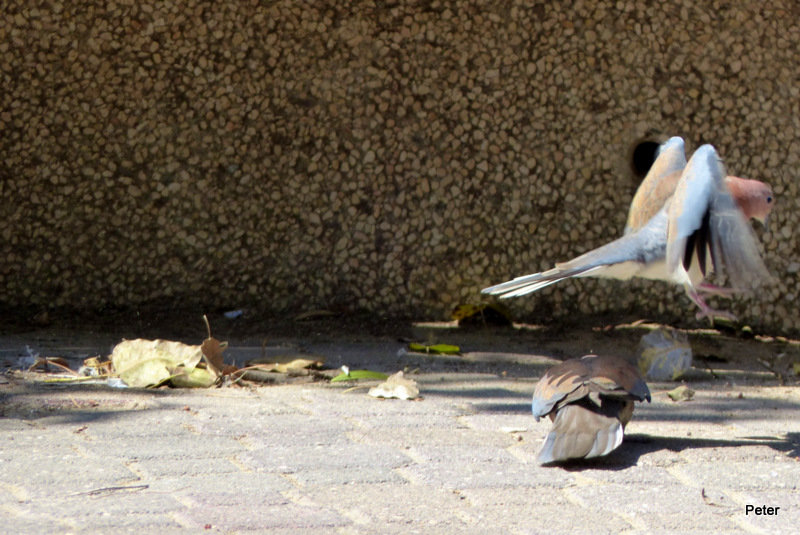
left=482, top=140, right=774, bottom=321
left=533, top=354, right=651, bottom=464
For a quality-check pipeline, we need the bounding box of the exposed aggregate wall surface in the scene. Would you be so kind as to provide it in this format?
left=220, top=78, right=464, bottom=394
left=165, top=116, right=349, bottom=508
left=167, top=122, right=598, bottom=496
left=1, top=1, right=799, bottom=331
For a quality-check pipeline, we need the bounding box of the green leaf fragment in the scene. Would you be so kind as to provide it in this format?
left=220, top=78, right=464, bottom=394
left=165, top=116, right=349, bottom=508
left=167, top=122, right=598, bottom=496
left=408, top=343, right=461, bottom=355
left=330, top=370, right=389, bottom=382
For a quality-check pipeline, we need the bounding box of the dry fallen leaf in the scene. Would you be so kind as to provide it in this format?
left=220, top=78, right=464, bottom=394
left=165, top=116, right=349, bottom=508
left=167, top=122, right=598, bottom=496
left=245, top=354, right=325, bottom=374
left=638, top=327, right=693, bottom=380
left=200, top=337, right=226, bottom=376
left=171, top=366, right=218, bottom=388
left=201, top=314, right=234, bottom=377
left=368, top=371, right=419, bottom=400
left=265, top=358, right=322, bottom=374
left=667, top=384, right=695, bottom=402
left=110, top=339, right=204, bottom=388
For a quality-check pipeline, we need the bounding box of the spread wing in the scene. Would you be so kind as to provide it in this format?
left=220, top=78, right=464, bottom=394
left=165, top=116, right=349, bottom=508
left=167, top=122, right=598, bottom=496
left=666, top=145, right=771, bottom=290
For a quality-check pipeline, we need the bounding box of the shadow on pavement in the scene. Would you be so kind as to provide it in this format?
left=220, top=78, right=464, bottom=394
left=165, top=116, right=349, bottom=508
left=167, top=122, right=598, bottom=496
left=0, top=379, right=171, bottom=423
left=544, top=433, right=800, bottom=471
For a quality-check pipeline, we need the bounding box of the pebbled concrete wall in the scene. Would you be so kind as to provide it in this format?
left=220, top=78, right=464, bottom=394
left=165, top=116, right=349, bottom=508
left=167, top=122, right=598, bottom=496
left=1, top=1, right=798, bottom=330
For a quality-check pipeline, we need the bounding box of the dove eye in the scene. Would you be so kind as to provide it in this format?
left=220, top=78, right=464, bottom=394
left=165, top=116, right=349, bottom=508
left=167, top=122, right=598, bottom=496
left=766, top=196, right=773, bottom=203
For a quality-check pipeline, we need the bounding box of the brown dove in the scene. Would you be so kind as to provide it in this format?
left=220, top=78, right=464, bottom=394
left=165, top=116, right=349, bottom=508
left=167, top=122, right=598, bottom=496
left=532, top=354, right=651, bottom=464
left=482, top=140, right=774, bottom=321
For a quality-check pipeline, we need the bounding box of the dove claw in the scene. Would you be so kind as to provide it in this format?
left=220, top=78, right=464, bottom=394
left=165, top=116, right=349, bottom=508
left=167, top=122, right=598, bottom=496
left=689, top=288, right=738, bottom=324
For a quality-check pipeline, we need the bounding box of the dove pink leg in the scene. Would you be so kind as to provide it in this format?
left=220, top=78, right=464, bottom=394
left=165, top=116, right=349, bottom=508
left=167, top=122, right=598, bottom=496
left=697, top=282, right=739, bottom=298
left=688, top=288, right=737, bottom=322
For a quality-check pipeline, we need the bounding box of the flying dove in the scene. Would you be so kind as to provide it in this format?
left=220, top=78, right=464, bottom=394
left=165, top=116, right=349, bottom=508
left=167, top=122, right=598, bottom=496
left=482, top=139, right=774, bottom=320
left=532, top=354, right=651, bottom=464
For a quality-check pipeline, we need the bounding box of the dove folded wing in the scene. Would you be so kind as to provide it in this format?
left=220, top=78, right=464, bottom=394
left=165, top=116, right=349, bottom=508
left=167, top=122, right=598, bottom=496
left=532, top=355, right=650, bottom=464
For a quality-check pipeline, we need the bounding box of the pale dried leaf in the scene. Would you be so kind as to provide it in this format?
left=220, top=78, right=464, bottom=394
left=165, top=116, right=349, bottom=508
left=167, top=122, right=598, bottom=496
left=667, top=384, right=695, bottom=402
left=368, top=371, right=419, bottom=400
left=171, top=367, right=218, bottom=388
left=111, top=339, right=203, bottom=388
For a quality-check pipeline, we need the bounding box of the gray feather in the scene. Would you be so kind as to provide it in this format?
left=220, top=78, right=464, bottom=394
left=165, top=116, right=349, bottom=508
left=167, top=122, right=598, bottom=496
left=483, top=211, right=669, bottom=298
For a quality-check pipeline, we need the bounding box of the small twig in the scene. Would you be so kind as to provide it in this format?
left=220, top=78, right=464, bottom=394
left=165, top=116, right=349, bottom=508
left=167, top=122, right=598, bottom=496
left=228, top=364, right=267, bottom=384
left=43, top=375, right=110, bottom=383
left=203, top=314, right=212, bottom=339
left=342, top=385, right=372, bottom=394
left=70, top=484, right=149, bottom=497
left=699, top=356, right=719, bottom=379
left=30, top=358, right=79, bottom=376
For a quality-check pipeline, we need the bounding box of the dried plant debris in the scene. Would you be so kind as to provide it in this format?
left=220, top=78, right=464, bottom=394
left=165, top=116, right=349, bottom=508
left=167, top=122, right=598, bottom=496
left=243, top=354, right=325, bottom=373
left=79, top=356, right=114, bottom=377
left=368, top=371, right=420, bottom=400
left=109, top=315, right=233, bottom=388
left=638, top=327, right=693, bottom=381
left=27, top=356, right=75, bottom=375
left=110, top=338, right=216, bottom=388
left=200, top=315, right=237, bottom=376
left=667, top=385, right=695, bottom=402
left=15, top=329, right=333, bottom=389
left=236, top=352, right=337, bottom=384
left=451, top=303, right=512, bottom=327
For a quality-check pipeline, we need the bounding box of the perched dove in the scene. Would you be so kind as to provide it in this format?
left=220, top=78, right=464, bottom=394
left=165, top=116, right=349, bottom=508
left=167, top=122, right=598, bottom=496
left=482, top=139, right=774, bottom=320
left=532, top=354, right=651, bottom=464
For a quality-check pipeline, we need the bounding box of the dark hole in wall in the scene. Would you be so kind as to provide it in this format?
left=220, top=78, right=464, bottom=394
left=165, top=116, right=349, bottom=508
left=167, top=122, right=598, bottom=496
left=630, top=140, right=662, bottom=179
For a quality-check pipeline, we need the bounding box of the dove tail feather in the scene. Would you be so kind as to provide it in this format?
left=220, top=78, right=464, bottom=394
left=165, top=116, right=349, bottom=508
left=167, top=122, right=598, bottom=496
left=537, top=402, right=625, bottom=464
left=481, top=265, right=605, bottom=298
left=482, top=229, right=659, bottom=298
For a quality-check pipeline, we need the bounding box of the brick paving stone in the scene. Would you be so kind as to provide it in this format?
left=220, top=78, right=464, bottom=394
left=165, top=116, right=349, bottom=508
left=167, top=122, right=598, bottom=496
left=300, top=483, right=472, bottom=528
left=172, top=502, right=350, bottom=531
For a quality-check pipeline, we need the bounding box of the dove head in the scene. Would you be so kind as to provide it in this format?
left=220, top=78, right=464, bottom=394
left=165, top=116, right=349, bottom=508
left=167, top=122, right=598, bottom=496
left=725, top=176, right=774, bottom=226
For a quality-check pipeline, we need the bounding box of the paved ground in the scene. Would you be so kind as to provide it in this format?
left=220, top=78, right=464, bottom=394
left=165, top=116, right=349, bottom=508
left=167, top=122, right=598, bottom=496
left=1, top=317, right=799, bottom=534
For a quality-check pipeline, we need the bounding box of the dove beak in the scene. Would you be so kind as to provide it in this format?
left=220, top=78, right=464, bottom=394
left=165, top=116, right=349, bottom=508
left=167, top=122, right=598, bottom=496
left=756, top=213, right=770, bottom=233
